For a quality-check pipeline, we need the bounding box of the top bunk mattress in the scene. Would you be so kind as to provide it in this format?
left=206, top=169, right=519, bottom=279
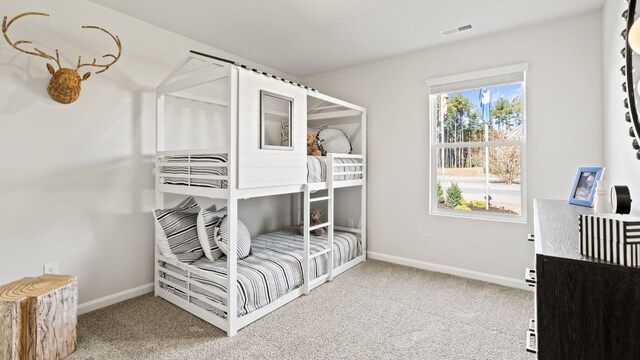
left=307, top=156, right=363, bottom=183
left=158, top=153, right=363, bottom=188
left=159, top=153, right=229, bottom=188
left=160, top=228, right=361, bottom=317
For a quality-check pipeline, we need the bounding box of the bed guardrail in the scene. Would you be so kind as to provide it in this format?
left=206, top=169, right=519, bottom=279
left=157, top=254, right=230, bottom=316
left=329, top=154, right=365, bottom=183
left=333, top=226, right=362, bottom=234
left=157, top=254, right=228, bottom=286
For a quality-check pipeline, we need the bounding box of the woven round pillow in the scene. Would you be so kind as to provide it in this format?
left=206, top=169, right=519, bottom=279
left=214, top=216, right=252, bottom=260
left=317, top=128, right=352, bottom=155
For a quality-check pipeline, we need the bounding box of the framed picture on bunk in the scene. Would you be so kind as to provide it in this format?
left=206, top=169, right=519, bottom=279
left=260, top=90, right=294, bottom=151
left=568, top=166, right=605, bottom=208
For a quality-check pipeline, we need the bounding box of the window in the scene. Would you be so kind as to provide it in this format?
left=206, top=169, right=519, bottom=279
left=260, top=90, right=293, bottom=150
left=427, top=64, right=528, bottom=222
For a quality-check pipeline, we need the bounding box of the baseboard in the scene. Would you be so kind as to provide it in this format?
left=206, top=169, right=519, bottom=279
left=367, top=251, right=532, bottom=291
left=78, top=283, right=154, bottom=315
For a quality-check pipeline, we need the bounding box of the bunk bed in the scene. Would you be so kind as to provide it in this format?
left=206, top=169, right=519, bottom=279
left=154, top=51, right=367, bottom=336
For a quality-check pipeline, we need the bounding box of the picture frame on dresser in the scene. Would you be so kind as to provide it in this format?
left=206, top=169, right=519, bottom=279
left=568, top=166, right=605, bottom=207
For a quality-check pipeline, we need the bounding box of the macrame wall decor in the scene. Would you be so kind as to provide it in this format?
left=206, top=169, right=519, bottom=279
left=622, top=0, right=640, bottom=160
left=1, top=12, right=122, bottom=104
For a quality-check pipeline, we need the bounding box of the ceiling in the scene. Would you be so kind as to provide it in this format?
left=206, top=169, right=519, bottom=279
left=88, top=0, right=605, bottom=77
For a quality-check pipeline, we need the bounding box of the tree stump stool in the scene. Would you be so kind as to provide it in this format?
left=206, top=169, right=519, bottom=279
left=0, top=275, right=77, bottom=360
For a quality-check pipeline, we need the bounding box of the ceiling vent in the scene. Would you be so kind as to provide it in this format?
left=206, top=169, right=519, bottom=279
left=442, top=23, right=474, bottom=36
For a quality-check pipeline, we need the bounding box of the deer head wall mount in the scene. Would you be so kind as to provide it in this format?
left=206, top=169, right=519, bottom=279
left=2, top=12, right=122, bottom=104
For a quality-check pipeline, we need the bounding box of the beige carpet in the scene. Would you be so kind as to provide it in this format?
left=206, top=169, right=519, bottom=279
left=69, top=260, right=535, bottom=360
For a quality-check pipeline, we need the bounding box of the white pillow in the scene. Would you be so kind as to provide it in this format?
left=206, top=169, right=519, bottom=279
left=154, top=220, right=175, bottom=261
left=194, top=197, right=227, bottom=212
left=197, top=207, right=226, bottom=260
left=214, top=216, right=252, bottom=260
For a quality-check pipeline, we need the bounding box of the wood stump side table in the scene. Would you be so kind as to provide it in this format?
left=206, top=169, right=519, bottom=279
left=0, top=275, right=78, bottom=360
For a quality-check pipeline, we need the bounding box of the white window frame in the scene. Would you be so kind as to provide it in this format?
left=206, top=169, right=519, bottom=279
left=426, top=63, right=529, bottom=223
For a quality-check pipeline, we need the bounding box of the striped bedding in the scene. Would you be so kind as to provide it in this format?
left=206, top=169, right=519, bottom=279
left=307, top=156, right=363, bottom=183
left=159, top=153, right=362, bottom=187
left=160, top=228, right=361, bottom=318
left=160, top=154, right=228, bottom=188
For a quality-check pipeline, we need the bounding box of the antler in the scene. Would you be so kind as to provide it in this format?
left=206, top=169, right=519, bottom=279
left=75, top=26, right=122, bottom=75
left=2, top=12, right=62, bottom=69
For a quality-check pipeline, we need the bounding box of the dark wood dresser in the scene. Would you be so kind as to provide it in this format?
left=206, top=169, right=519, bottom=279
left=530, top=199, right=640, bottom=359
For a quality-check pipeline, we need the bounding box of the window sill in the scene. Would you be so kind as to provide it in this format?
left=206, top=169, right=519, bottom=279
left=430, top=207, right=528, bottom=224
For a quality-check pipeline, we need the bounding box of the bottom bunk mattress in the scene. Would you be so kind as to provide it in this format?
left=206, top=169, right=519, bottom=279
left=159, top=228, right=361, bottom=317
left=307, top=156, right=363, bottom=183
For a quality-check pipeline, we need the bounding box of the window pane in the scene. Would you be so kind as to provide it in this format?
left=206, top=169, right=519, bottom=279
left=261, top=91, right=292, bottom=149
left=437, top=147, right=488, bottom=212
left=487, top=85, right=524, bottom=142
left=488, top=146, right=522, bottom=215
left=433, top=82, right=524, bottom=143
left=437, top=146, right=522, bottom=216
left=434, top=94, right=485, bottom=144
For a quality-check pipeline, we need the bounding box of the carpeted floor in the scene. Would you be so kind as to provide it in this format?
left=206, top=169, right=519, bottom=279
left=69, top=260, right=535, bottom=360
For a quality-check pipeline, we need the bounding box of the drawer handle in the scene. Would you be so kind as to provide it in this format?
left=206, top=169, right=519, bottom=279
left=525, top=268, right=536, bottom=285
left=526, top=330, right=537, bottom=354
left=527, top=234, right=535, bottom=242
left=529, top=318, right=536, bottom=332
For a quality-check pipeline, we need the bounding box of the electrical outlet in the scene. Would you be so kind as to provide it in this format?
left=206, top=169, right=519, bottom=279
left=43, top=262, right=59, bottom=275
left=347, top=219, right=354, bottom=228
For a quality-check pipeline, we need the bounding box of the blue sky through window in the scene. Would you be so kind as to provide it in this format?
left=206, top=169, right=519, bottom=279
left=454, top=83, right=522, bottom=109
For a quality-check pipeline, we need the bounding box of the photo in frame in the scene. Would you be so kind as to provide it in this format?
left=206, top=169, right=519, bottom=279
left=568, top=167, right=605, bottom=207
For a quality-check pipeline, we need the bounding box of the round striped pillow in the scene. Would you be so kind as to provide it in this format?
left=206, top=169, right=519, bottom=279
left=214, top=216, right=252, bottom=260
left=317, top=128, right=352, bottom=155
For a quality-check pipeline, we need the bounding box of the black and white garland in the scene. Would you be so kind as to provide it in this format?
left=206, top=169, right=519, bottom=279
left=621, top=0, right=640, bottom=160
left=190, top=50, right=318, bottom=92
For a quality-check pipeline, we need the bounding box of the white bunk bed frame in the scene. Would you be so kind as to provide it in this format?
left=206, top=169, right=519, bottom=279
left=154, top=51, right=367, bottom=336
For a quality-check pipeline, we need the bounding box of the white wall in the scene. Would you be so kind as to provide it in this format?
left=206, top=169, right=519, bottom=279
left=0, top=0, right=298, bottom=305
left=603, top=0, right=640, bottom=216
left=304, top=11, right=604, bottom=283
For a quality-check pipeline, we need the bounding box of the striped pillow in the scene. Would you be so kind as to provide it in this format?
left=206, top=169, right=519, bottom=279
left=153, top=197, right=204, bottom=263
left=317, top=128, right=352, bottom=155
left=197, top=207, right=226, bottom=260
left=214, top=216, right=252, bottom=260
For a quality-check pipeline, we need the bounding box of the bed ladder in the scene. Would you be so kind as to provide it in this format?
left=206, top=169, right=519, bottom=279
left=302, top=183, right=334, bottom=295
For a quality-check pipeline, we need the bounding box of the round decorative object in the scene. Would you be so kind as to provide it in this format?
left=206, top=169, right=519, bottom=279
left=47, top=68, right=82, bottom=104
left=610, top=185, right=633, bottom=215
left=622, top=0, right=640, bottom=160
left=316, top=128, right=353, bottom=155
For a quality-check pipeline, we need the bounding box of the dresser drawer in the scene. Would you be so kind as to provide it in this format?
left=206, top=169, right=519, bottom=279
left=526, top=330, right=537, bottom=354
left=525, top=268, right=536, bottom=287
